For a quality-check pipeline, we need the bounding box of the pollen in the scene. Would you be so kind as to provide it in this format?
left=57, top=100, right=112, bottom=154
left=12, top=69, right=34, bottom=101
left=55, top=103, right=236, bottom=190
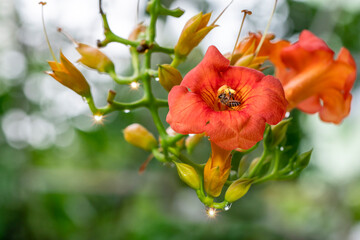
left=217, top=85, right=236, bottom=96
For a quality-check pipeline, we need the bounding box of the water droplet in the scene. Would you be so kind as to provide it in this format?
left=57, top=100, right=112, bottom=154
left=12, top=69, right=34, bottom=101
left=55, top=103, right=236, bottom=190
left=223, top=203, right=232, bottom=211
left=124, top=109, right=130, bottom=113
left=280, top=146, right=284, bottom=151
left=285, top=112, right=290, bottom=118
left=82, top=97, right=87, bottom=103
left=155, top=77, right=159, bottom=82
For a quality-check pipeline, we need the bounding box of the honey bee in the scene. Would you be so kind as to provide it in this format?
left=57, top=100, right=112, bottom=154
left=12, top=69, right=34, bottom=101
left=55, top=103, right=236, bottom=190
left=217, top=85, right=241, bottom=108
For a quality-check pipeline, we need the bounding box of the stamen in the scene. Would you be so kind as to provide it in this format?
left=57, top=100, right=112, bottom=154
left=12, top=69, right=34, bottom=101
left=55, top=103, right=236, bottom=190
left=254, top=0, right=278, bottom=57
left=211, top=0, right=234, bottom=26
left=230, top=10, right=252, bottom=64
left=39, top=2, right=58, bottom=62
left=57, top=27, right=78, bottom=45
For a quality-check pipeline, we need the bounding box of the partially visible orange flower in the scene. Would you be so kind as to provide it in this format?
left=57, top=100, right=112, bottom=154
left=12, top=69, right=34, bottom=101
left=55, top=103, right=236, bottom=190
left=228, top=32, right=290, bottom=70
left=204, top=141, right=232, bottom=197
left=174, top=12, right=217, bottom=58
left=270, top=30, right=357, bottom=124
left=47, top=51, right=91, bottom=97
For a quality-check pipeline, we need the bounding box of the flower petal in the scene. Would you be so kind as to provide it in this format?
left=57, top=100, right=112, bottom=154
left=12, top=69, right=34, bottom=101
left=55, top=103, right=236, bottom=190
left=222, top=67, right=287, bottom=125
left=280, top=30, right=334, bottom=73
left=319, top=89, right=352, bottom=124
left=205, top=111, right=266, bottom=150
left=181, top=45, right=230, bottom=94
left=166, top=85, right=212, bottom=134
left=297, top=96, right=322, bottom=114
left=337, top=47, right=357, bottom=97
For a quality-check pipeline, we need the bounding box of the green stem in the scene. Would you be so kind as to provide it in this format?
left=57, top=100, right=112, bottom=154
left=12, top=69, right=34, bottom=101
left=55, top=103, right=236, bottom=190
left=130, top=47, right=140, bottom=75
left=109, top=71, right=138, bottom=84
left=155, top=98, right=168, bottom=107
left=169, top=149, right=203, bottom=171
left=86, top=96, right=147, bottom=115
left=171, top=54, right=185, bottom=68
left=167, top=134, right=186, bottom=146
left=152, top=44, right=174, bottom=54
left=99, top=13, right=138, bottom=48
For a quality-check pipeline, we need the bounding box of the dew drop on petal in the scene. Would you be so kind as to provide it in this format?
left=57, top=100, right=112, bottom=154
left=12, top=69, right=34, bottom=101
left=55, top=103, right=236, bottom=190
left=285, top=112, right=290, bottom=118
left=124, top=109, right=130, bottom=113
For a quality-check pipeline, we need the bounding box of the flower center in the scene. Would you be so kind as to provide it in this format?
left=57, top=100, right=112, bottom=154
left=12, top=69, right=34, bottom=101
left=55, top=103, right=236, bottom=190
left=217, top=85, right=242, bottom=110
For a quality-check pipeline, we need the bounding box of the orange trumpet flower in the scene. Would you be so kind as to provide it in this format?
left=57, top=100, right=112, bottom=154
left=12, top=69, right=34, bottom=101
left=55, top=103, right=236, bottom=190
left=270, top=30, right=356, bottom=124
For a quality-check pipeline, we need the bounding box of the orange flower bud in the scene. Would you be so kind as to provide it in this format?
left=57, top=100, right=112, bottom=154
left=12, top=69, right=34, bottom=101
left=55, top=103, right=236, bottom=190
left=158, top=64, right=183, bottom=92
left=174, top=12, right=216, bottom=58
left=46, top=51, right=91, bottom=97
left=185, top=133, right=205, bottom=154
left=123, top=124, right=157, bottom=151
left=204, top=141, right=232, bottom=197
left=225, top=179, right=252, bottom=203
left=76, top=43, right=115, bottom=73
left=174, top=162, right=200, bottom=190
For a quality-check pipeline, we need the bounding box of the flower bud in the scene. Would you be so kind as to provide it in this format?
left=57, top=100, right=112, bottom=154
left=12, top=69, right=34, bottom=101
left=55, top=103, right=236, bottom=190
left=174, top=162, right=200, bottom=190
left=237, top=156, right=248, bottom=178
left=295, top=150, right=312, bottom=169
left=76, top=43, right=115, bottom=73
left=47, top=51, right=91, bottom=97
left=225, top=179, right=252, bottom=203
left=271, top=118, right=292, bottom=147
left=158, top=64, right=183, bottom=92
left=248, top=157, right=260, bottom=173
left=174, top=12, right=216, bottom=58
left=204, top=141, right=232, bottom=197
left=123, top=124, right=157, bottom=151
left=185, top=133, right=205, bottom=154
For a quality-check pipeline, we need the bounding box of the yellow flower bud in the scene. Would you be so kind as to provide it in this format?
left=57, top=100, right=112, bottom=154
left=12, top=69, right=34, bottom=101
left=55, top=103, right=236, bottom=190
left=76, top=43, right=115, bottom=73
left=123, top=124, right=157, bottom=151
left=185, top=133, right=205, bottom=154
left=158, top=64, right=183, bottom=92
left=174, top=12, right=217, bottom=58
left=225, top=179, right=252, bottom=203
left=47, top=51, right=91, bottom=97
left=174, top=162, right=200, bottom=190
left=204, top=141, right=232, bottom=197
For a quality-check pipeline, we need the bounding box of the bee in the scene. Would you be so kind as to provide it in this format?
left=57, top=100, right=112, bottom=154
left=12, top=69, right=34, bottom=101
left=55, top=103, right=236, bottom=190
left=217, top=85, right=241, bottom=108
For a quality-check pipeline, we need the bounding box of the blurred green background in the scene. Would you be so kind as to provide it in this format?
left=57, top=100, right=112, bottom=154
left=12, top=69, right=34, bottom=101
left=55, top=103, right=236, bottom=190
left=1, top=0, right=360, bottom=239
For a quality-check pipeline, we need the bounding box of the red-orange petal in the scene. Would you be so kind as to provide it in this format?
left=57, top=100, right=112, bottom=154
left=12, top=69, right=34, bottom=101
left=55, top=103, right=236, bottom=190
left=166, top=85, right=212, bottom=134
